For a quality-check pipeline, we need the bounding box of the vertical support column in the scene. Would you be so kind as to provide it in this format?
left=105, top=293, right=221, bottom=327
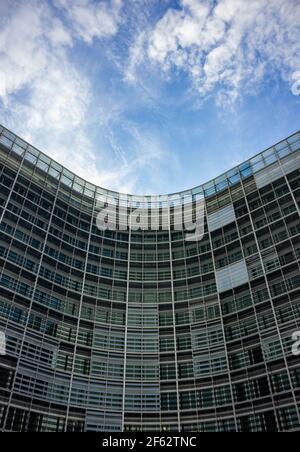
left=227, top=186, right=281, bottom=431
left=266, top=144, right=300, bottom=424
left=2, top=158, right=63, bottom=430
left=121, top=210, right=132, bottom=432
left=205, top=204, right=238, bottom=431
left=167, top=202, right=181, bottom=432
left=240, top=169, right=300, bottom=426
left=65, top=188, right=97, bottom=429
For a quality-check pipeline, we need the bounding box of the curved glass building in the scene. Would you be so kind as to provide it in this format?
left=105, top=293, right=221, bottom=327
left=0, top=124, right=300, bottom=432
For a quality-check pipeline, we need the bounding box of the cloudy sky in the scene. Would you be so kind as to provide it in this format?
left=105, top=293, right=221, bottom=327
left=0, top=0, right=299, bottom=194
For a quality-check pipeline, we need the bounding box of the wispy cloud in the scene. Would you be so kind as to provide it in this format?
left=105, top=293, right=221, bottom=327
left=53, top=0, right=123, bottom=43
left=96, top=100, right=181, bottom=194
left=0, top=0, right=299, bottom=196
left=0, top=0, right=126, bottom=189
left=0, top=0, right=178, bottom=193
left=128, top=0, right=300, bottom=106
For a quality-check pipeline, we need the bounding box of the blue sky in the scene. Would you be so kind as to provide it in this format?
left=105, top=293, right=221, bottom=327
left=0, top=0, right=299, bottom=194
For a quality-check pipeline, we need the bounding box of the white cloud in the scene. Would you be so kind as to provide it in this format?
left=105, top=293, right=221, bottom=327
left=0, top=2, right=49, bottom=99
left=129, top=0, right=300, bottom=105
left=3, top=0, right=298, bottom=195
left=13, top=65, right=89, bottom=130
left=54, top=0, right=123, bottom=43
left=48, top=18, right=73, bottom=46
left=95, top=102, right=180, bottom=194
left=0, top=0, right=171, bottom=194
left=0, top=0, right=127, bottom=190
left=125, top=31, right=147, bottom=83
left=0, top=0, right=91, bottom=173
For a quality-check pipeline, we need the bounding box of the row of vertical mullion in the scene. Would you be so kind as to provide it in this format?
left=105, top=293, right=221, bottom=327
left=1, top=160, right=64, bottom=431
left=64, top=190, right=97, bottom=430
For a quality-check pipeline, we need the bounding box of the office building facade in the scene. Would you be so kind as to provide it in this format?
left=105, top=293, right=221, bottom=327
left=0, top=124, right=300, bottom=432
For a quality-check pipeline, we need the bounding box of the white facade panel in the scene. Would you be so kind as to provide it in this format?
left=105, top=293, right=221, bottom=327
left=207, top=204, right=236, bottom=232
left=216, top=260, right=249, bottom=293
left=255, top=151, right=300, bottom=189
